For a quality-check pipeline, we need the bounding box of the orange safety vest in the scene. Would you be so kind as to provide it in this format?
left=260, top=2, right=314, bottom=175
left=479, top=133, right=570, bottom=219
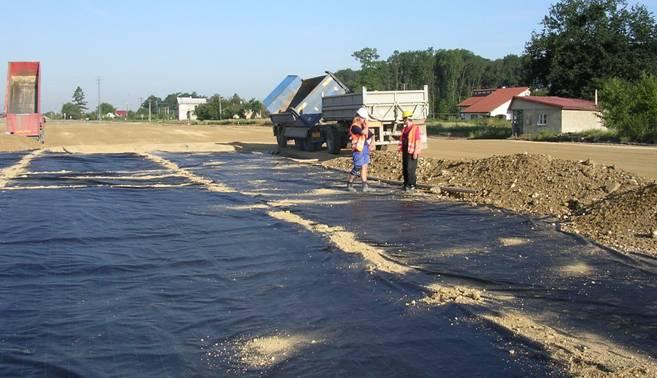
left=400, top=123, right=420, bottom=154
left=350, top=123, right=368, bottom=152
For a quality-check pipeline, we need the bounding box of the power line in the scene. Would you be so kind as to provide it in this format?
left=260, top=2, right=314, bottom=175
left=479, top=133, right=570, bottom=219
left=97, top=76, right=101, bottom=121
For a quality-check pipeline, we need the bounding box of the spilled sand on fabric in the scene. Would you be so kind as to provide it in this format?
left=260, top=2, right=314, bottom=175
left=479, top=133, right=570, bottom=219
left=236, top=334, right=317, bottom=369
left=268, top=210, right=410, bottom=275
left=482, top=311, right=655, bottom=377
left=418, top=284, right=656, bottom=377
left=498, top=237, right=531, bottom=247
left=140, top=152, right=235, bottom=193
left=268, top=199, right=352, bottom=208
left=557, top=262, right=595, bottom=277
left=0, top=150, right=43, bottom=188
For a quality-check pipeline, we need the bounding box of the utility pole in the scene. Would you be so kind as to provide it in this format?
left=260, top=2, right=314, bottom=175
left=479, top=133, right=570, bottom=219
left=219, top=97, right=222, bottom=120
left=97, top=76, right=102, bottom=121
left=148, top=100, right=152, bottom=123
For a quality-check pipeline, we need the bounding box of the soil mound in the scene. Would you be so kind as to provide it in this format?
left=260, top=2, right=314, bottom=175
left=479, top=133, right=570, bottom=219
left=566, top=184, right=657, bottom=254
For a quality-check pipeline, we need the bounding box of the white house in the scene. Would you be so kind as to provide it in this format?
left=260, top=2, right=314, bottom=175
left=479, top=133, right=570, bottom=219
left=458, top=87, right=531, bottom=120
left=509, top=96, right=604, bottom=136
left=177, top=97, right=207, bottom=121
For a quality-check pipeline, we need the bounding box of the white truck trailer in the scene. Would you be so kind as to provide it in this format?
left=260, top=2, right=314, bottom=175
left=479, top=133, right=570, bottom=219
left=265, top=73, right=429, bottom=154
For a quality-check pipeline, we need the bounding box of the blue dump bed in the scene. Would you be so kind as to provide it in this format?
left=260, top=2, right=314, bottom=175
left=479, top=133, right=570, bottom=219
left=265, top=72, right=348, bottom=127
left=263, top=75, right=302, bottom=115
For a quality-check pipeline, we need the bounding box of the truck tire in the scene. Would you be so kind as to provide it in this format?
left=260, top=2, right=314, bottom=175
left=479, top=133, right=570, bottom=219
left=326, top=127, right=341, bottom=154
left=303, top=136, right=321, bottom=152
left=276, top=127, right=288, bottom=148
left=294, top=138, right=305, bottom=151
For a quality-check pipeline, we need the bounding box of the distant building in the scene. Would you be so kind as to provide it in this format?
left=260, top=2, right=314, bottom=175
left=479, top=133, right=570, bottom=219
left=105, top=112, right=116, bottom=119
left=115, top=110, right=128, bottom=118
left=509, top=96, right=604, bottom=136
left=458, top=87, right=531, bottom=120
left=177, top=97, right=207, bottom=121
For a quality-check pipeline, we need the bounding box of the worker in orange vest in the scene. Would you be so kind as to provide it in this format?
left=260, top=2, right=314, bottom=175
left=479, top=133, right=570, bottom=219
left=347, top=107, right=374, bottom=193
left=400, top=111, right=422, bottom=192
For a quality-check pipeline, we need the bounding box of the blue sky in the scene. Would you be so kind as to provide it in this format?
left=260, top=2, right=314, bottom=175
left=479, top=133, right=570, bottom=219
left=2, top=0, right=656, bottom=112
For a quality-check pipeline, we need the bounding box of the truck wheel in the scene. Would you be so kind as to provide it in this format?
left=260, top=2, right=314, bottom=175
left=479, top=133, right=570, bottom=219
left=303, top=137, right=321, bottom=152
left=294, top=138, right=305, bottom=151
left=276, top=128, right=288, bottom=148
left=326, top=127, right=340, bottom=154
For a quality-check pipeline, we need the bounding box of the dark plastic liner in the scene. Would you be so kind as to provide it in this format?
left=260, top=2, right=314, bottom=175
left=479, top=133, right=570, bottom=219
left=0, top=152, right=26, bottom=170
left=7, top=153, right=193, bottom=188
left=164, top=152, right=657, bottom=359
left=0, top=153, right=555, bottom=377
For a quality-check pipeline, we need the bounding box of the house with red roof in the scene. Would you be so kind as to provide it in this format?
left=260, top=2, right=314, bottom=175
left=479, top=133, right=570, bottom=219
left=115, top=110, right=128, bottom=118
left=457, top=87, right=531, bottom=120
left=509, top=96, right=604, bottom=136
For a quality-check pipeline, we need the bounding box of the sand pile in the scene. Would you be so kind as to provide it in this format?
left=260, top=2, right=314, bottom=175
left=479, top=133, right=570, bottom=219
left=323, top=152, right=656, bottom=254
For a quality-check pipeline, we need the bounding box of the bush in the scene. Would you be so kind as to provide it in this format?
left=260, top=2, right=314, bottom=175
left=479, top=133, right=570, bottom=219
left=601, top=75, right=657, bottom=144
left=529, top=129, right=620, bottom=143
left=468, top=127, right=512, bottom=139
left=426, top=123, right=511, bottom=139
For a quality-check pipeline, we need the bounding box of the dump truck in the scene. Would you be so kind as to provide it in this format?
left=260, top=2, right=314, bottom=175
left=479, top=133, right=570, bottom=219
left=4, top=62, right=44, bottom=142
left=265, top=72, right=429, bottom=154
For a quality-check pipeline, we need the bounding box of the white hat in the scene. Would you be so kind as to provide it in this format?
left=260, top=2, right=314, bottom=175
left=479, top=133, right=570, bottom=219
left=356, top=107, right=369, bottom=120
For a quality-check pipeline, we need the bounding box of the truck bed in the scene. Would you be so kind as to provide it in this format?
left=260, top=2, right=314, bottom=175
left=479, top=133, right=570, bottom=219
left=322, top=86, right=429, bottom=123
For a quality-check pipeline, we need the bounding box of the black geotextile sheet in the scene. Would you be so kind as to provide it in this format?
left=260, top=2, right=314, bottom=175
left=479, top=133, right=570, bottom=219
left=0, top=152, right=26, bottom=170
left=0, top=151, right=655, bottom=377
left=165, top=152, right=657, bottom=360
left=0, top=152, right=555, bottom=377
left=7, top=153, right=193, bottom=188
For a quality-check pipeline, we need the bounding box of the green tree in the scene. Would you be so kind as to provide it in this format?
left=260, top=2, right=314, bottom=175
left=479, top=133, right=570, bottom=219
left=335, top=47, right=527, bottom=114
left=195, top=95, right=225, bottom=121
left=334, top=68, right=360, bottom=90
left=600, top=74, right=657, bottom=143
left=72, top=86, right=87, bottom=112
left=95, top=102, right=116, bottom=118
left=61, top=102, right=81, bottom=119
left=350, top=47, right=390, bottom=90
left=525, top=0, right=657, bottom=98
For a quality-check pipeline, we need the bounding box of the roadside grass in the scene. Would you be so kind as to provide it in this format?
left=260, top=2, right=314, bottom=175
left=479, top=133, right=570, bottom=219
left=529, top=129, right=621, bottom=143
left=426, top=118, right=512, bottom=139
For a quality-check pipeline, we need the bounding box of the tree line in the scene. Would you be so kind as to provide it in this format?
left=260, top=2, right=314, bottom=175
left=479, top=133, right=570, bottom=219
left=336, top=48, right=525, bottom=114
left=333, top=0, right=657, bottom=142
left=57, top=88, right=266, bottom=121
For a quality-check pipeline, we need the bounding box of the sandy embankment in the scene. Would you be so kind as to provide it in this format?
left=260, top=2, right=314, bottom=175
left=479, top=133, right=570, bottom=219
left=0, top=120, right=272, bottom=153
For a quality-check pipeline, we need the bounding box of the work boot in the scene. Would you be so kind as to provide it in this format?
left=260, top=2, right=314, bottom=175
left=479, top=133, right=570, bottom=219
left=362, top=182, right=374, bottom=193
left=347, top=183, right=357, bottom=193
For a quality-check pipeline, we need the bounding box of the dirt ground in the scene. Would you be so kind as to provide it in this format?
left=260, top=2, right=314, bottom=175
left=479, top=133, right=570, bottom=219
left=1, top=120, right=655, bottom=178
left=0, top=120, right=273, bottom=153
